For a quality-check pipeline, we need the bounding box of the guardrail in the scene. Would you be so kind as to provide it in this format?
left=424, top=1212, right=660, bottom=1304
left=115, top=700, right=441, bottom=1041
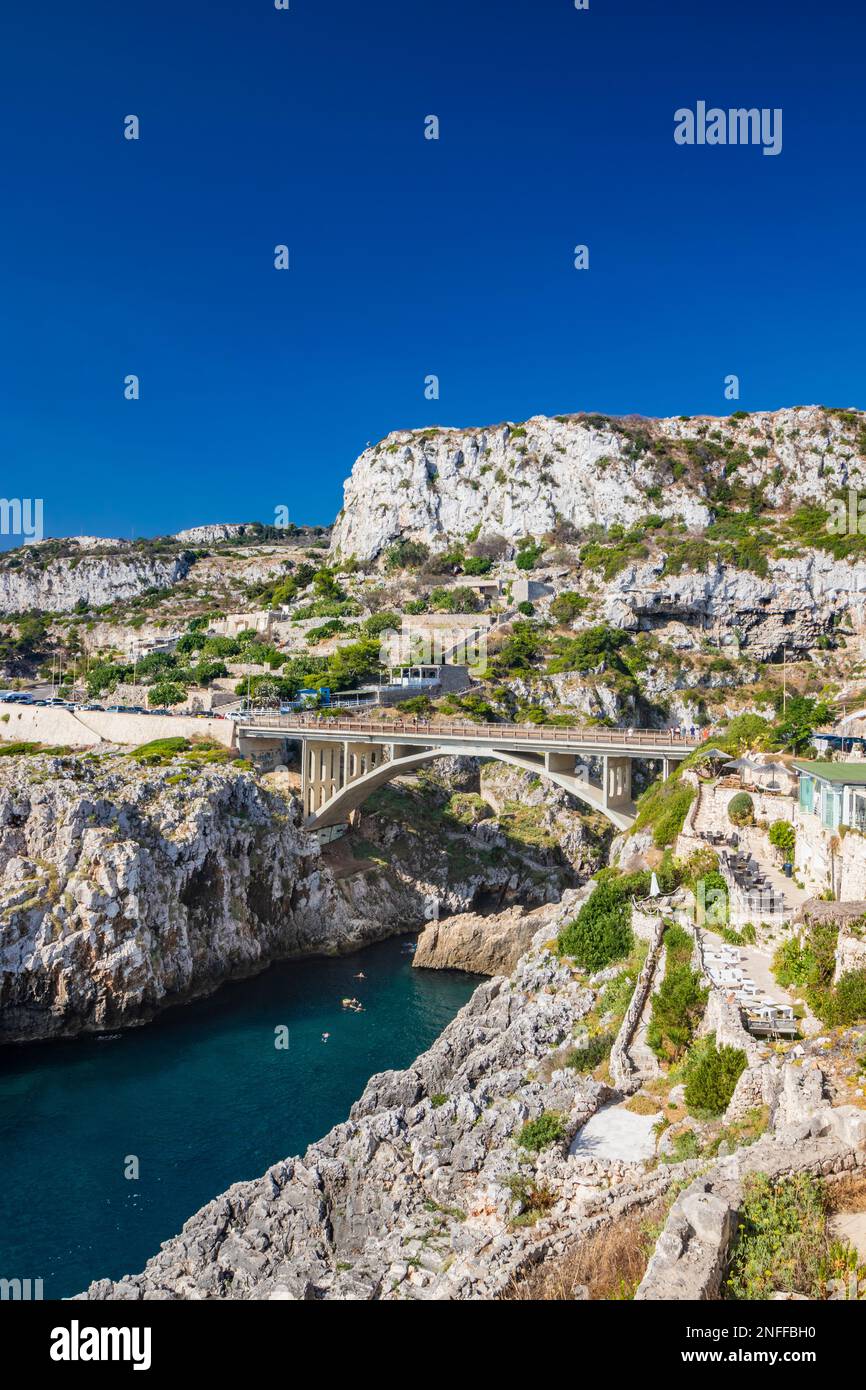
left=238, top=712, right=700, bottom=750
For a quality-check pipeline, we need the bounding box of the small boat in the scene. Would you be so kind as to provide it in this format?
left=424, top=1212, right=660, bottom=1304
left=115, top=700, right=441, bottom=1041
left=341, top=997, right=364, bottom=1013
left=95, top=1033, right=121, bottom=1042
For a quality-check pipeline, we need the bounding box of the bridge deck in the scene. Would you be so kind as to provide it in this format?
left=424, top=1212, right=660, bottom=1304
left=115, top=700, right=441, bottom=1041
left=238, top=713, right=699, bottom=758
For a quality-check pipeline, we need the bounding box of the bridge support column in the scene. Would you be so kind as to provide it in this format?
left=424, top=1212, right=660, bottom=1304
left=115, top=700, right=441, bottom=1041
left=302, top=738, right=345, bottom=817
left=604, top=755, right=632, bottom=810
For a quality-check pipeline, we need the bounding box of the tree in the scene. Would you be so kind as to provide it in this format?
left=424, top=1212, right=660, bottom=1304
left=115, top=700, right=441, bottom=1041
left=647, top=964, right=708, bottom=1060
left=772, top=695, right=833, bottom=754
left=148, top=681, right=186, bottom=708
left=550, top=591, right=588, bottom=624
left=556, top=879, right=634, bottom=970
left=684, top=1036, right=747, bottom=1117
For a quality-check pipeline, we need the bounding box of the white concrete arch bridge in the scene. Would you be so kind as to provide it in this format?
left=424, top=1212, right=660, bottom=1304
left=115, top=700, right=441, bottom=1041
left=237, top=715, right=699, bottom=834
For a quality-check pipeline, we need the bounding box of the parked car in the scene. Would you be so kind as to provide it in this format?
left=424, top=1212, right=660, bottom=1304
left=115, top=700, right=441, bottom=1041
left=79, top=703, right=104, bottom=712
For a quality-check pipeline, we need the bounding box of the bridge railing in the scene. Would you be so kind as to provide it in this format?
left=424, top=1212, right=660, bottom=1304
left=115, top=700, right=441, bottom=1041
left=238, top=712, right=700, bottom=749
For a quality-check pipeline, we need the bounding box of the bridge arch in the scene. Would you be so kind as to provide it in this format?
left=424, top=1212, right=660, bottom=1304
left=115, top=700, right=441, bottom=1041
left=304, top=743, right=636, bottom=832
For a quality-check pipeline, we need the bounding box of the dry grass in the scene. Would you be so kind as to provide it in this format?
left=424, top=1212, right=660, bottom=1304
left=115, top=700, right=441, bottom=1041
left=504, top=1198, right=670, bottom=1301
left=625, top=1093, right=661, bottom=1116
left=827, top=1172, right=866, bottom=1214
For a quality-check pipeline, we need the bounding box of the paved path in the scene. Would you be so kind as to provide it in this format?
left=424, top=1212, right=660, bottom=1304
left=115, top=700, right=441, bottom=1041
left=569, top=1102, right=658, bottom=1162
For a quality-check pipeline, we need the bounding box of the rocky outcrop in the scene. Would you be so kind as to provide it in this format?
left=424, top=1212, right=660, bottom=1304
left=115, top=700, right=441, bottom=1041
left=0, top=551, right=190, bottom=615
left=413, top=902, right=555, bottom=975
left=0, top=753, right=405, bottom=1042
left=331, top=406, right=866, bottom=563
left=603, top=548, right=866, bottom=661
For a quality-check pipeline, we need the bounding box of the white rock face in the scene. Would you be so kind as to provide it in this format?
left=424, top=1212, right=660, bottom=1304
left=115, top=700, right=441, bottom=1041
left=0, top=754, right=402, bottom=1041
left=173, top=523, right=248, bottom=544
left=330, top=406, right=866, bottom=561
left=0, top=553, right=190, bottom=615
left=604, top=549, right=866, bottom=659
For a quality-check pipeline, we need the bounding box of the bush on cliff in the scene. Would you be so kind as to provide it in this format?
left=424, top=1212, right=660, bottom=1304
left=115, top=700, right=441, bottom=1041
left=632, top=779, right=696, bottom=849
left=773, top=922, right=837, bottom=992
left=808, top=968, right=866, bottom=1027
left=683, top=1035, right=747, bottom=1117
left=556, top=879, right=634, bottom=970
left=725, top=1171, right=862, bottom=1301
left=647, top=959, right=707, bottom=1062
left=727, top=791, right=754, bottom=826
left=517, top=1112, right=565, bottom=1152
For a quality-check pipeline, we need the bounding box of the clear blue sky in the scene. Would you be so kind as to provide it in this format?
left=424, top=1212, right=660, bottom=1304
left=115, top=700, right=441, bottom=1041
left=1, top=0, right=864, bottom=542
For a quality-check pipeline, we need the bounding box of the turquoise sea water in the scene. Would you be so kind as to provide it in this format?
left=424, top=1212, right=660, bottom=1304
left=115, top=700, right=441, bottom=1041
left=0, top=937, right=478, bottom=1299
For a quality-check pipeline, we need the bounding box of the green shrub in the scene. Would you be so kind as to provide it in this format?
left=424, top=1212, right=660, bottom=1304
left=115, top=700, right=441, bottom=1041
left=129, top=737, right=191, bottom=764
left=773, top=923, right=837, bottom=991
left=550, top=591, right=589, bottom=624
left=556, top=879, right=634, bottom=970
left=727, top=791, right=754, bottom=826
left=660, top=1129, right=702, bottom=1164
left=647, top=962, right=707, bottom=1061
left=517, top=1112, right=565, bottom=1152
left=564, top=1034, right=614, bottom=1073
left=515, top=540, right=544, bottom=570
left=768, top=819, right=795, bottom=859
left=632, top=779, right=696, bottom=849
left=810, top=968, right=866, bottom=1027
left=683, top=1035, right=747, bottom=1117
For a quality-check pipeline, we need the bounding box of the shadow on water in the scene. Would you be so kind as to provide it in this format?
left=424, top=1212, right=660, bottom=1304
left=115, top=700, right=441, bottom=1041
left=0, top=934, right=479, bottom=1298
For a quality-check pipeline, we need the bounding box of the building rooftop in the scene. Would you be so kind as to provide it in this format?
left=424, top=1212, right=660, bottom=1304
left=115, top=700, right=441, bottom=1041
left=793, top=759, right=866, bottom=785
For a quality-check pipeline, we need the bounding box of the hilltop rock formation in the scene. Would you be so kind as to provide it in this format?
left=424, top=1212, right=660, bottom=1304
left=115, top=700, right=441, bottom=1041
left=330, top=406, right=866, bottom=562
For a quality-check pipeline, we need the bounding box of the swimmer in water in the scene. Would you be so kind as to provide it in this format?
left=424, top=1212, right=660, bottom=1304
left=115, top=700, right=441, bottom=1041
left=321, top=1032, right=330, bottom=1042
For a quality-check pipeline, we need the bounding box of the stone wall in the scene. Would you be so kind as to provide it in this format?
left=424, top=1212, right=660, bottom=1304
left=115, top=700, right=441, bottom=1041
left=609, top=913, right=665, bottom=1092
left=795, top=809, right=866, bottom=900
left=0, top=704, right=236, bottom=750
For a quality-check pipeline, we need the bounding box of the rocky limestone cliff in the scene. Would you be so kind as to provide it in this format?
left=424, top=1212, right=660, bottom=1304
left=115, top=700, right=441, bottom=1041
left=603, top=548, right=866, bottom=661
left=0, top=753, right=408, bottom=1042
left=330, top=406, right=866, bottom=562
left=0, top=551, right=190, bottom=615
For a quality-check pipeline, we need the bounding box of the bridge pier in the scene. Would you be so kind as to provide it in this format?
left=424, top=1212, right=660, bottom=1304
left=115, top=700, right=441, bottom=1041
left=303, top=737, right=392, bottom=818
left=603, top=755, right=633, bottom=811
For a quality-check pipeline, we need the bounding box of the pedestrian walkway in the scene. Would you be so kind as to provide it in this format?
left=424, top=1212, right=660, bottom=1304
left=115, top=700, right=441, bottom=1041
left=569, top=1102, right=658, bottom=1162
